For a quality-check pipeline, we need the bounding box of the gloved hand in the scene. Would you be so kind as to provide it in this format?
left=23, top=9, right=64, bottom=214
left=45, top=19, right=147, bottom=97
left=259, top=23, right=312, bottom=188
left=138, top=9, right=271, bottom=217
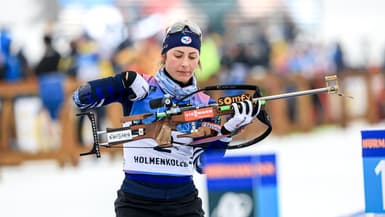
left=222, top=100, right=261, bottom=134
left=122, top=71, right=149, bottom=101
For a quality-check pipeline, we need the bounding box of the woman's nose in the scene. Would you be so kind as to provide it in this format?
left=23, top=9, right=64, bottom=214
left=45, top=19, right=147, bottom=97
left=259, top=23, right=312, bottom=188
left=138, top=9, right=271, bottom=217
left=181, top=57, right=189, bottom=67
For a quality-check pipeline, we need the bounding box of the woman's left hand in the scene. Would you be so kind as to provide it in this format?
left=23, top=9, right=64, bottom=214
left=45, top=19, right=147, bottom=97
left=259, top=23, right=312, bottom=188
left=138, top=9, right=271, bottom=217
left=222, top=100, right=260, bottom=134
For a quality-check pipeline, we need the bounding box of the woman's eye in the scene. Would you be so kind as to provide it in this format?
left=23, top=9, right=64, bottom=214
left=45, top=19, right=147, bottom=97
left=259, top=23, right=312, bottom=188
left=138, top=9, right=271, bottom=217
left=189, top=56, right=197, bottom=60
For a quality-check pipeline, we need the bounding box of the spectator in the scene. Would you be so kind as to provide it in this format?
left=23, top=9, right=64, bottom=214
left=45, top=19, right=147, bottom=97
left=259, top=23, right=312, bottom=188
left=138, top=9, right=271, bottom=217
left=34, top=33, right=64, bottom=151
left=35, top=34, right=61, bottom=77
left=220, top=43, right=253, bottom=96
left=330, top=42, right=345, bottom=73
left=0, top=28, right=25, bottom=82
left=197, top=31, right=221, bottom=82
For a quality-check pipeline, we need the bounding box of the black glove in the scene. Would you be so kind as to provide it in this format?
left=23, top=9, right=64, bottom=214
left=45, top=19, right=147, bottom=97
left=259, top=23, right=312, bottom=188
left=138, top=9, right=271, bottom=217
left=121, top=71, right=149, bottom=101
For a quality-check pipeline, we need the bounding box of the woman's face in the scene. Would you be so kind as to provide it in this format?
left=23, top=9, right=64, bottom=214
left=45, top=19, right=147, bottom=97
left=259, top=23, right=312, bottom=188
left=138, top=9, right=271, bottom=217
left=164, top=46, right=200, bottom=84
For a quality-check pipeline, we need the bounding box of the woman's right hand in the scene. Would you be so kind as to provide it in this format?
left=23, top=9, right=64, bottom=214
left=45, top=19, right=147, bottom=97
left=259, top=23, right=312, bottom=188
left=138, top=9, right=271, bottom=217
left=122, top=71, right=149, bottom=101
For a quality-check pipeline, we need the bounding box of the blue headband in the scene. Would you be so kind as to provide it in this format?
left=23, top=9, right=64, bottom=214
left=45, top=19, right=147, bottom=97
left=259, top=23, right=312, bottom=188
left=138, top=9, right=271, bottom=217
left=161, top=30, right=201, bottom=54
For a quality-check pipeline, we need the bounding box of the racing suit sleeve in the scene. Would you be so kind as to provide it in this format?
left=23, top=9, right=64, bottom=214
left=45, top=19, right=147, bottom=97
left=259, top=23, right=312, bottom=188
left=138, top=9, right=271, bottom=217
left=193, top=98, right=231, bottom=174
left=193, top=137, right=230, bottom=174
left=72, top=71, right=146, bottom=110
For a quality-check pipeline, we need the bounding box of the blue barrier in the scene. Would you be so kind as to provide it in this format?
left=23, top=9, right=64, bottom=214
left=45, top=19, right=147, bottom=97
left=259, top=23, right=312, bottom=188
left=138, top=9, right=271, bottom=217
left=204, top=153, right=279, bottom=217
left=362, top=130, right=385, bottom=214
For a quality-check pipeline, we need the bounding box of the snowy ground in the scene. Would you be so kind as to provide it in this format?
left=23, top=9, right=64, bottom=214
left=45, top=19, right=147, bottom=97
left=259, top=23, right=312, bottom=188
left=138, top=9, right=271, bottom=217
left=1, top=121, right=384, bottom=217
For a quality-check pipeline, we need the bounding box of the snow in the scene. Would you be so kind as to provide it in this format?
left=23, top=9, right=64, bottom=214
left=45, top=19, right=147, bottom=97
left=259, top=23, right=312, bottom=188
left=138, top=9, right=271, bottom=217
left=1, top=121, right=384, bottom=217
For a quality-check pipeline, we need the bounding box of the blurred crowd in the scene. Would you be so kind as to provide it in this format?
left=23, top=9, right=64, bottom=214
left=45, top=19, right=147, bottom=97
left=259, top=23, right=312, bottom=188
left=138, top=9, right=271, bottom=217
left=0, top=19, right=350, bottom=85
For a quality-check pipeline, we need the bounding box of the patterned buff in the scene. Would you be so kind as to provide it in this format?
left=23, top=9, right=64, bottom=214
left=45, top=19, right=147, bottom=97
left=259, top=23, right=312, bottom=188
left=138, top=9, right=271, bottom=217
left=155, top=68, right=198, bottom=100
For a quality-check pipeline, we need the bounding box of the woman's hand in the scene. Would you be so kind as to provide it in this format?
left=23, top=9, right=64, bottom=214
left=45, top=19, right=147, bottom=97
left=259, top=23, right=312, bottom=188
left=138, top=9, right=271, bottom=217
left=222, top=100, right=261, bottom=134
left=122, top=71, right=149, bottom=101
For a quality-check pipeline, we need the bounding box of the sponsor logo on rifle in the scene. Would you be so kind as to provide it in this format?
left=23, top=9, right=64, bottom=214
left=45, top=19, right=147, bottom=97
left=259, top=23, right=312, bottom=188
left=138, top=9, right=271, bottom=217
left=107, top=130, right=133, bottom=143
left=184, top=107, right=215, bottom=121
left=218, top=94, right=251, bottom=105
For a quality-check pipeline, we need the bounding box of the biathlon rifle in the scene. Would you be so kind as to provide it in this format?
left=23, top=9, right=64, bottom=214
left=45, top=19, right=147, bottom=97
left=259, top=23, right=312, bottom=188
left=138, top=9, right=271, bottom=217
left=78, top=75, right=347, bottom=158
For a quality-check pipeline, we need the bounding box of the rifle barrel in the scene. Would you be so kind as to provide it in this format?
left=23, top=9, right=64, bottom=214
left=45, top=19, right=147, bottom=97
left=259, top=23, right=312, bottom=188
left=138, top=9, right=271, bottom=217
left=254, top=86, right=334, bottom=103
left=158, top=85, right=338, bottom=117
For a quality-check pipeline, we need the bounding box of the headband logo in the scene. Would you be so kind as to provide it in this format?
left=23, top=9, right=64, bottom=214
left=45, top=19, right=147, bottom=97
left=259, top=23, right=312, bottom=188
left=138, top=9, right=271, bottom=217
left=181, top=36, right=192, bottom=45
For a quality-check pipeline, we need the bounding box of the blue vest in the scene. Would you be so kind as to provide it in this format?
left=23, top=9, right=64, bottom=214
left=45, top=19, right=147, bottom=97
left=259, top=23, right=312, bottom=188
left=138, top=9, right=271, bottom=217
left=129, top=78, right=210, bottom=134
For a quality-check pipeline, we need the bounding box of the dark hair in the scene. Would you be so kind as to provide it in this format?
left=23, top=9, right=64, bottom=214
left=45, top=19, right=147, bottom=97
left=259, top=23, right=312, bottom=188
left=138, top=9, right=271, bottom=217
left=43, top=34, right=52, bottom=45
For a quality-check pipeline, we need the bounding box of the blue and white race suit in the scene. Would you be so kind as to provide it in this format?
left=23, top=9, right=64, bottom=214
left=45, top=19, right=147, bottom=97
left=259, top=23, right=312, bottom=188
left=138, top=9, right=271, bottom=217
left=73, top=68, right=230, bottom=199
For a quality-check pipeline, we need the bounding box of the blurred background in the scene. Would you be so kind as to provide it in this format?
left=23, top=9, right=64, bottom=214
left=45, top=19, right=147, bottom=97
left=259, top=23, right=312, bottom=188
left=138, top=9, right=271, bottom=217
left=1, top=0, right=385, bottom=217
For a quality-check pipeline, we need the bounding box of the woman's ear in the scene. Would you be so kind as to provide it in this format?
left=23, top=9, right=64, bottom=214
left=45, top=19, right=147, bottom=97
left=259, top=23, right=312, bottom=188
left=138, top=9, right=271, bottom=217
left=161, top=54, right=166, bottom=65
